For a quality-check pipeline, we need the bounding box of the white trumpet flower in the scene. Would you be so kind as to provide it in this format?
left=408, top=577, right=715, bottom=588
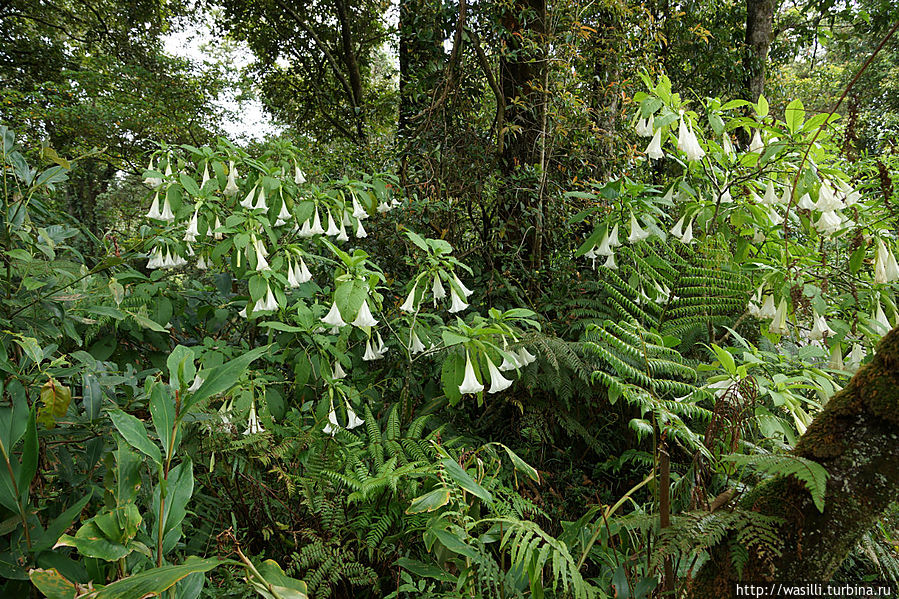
left=448, top=286, right=469, bottom=313
left=336, top=219, right=349, bottom=241
left=815, top=210, right=842, bottom=236
left=362, top=337, right=381, bottom=361
left=677, top=117, right=705, bottom=162
left=432, top=275, right=446, bottom=301
left=160, top=196, right=175, bottom=222
left=322, top=301, right=346, bottom=328
left=516, top=347, right=537, bottom=366
left=254, top=284, right=278, bottom=313
left=815, top=180, right=844, bottom=212
left=354, top=219, right=367, bottom=238
left=608, top=223, right=621, bottom=247
left=145, top=191, right=162, bottom=220
left=352, top=197, right=368, bottom=220
left=333, top=361, right=347, bottom=379
left=253, top=187, right=268, bottom=211
left=670, top=215, right=686, bottom=238
left=453, top=273, right=473, bottom=298
left=310, top=207, right=325, bottom=235
left=769, top=298, right=789, bottom=335
left=254, top=239, right=270, bottom=271
left=635, top=114, right=654, bottom=137
left=240, top=186, right=257, bottom=209
left=352, top=299, right=379, bottom=328
left=645, top=128, right=664, bottom=160
left=486, top=355, right=513, bottom=393
left=323, top=405, right=339, bottom=436
left=201, top=163, right=210, bottom=187
left=400, top=283, right=418, bottom=312
left=409, top=329, right=426, bottom=354
left=846, top=343, right=866, bottom=371
left=459, top=351, right=484, bottom=395
left=874, top=301, right=892, bottom=334
left=760, top=295, right=778, bottom=320
left=809, top=313, right=835, bottom=341
left=680, top=219, right=694, bottom=244
left=798, top=193, right=816, bottom=210
left=345, top=405, right=364, bottom=429
left=143, top=157, right=162, bottom=187
left=325, top=210, right=340, bottom=236
left=275, top=199, right=291, bottom=226
left=224, top=161, right=239, bottom=196
left=213, top=216, right=223, bottom=240
left=243, top=402, right=264, bottom=435
left=875, top=239, right=899, bottom=284
left=749, top=130, right=764, bottom=153
left=184, top=210, right=199, bottom=242
left=627, top=213, right=651, bottom=243
left=603, top=253, right=617, bottom=269
left=761, top=180, right=778, bottom=206
left=294, top=165, right=306, bottom=185
left=296, top=257, right=312, bottom=283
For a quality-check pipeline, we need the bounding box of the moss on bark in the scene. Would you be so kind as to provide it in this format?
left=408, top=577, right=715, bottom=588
left=688, top=327, right=899, bottom=596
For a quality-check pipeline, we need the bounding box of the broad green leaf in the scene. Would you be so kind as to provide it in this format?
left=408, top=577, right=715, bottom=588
left=394, top=557, right=456, bottom=583
left=131, top=312, right=168, bottom=333
left=179, top=173, right=200, bottom=196
left=94, top=557, right=226, bottom=599
left=406, top=488, right=451, bottom=514
left=441, top=459, right=492, bottom=502
left=108, top=410, right=161, bottom=465
left=149, top=384, right=179, bottom=460
left=492, top=443, right=540, bottom=483
left=166, top=345, right=196, bottom=390
left=433, top=528, right=479, bottom=560
left=28, top=568, right=76, bottom=599
left=33, top=492, right=93, bottom=552
left=756, top=95, right=769, bottom=118
left=153, top=460, right=193, bottom=554
left=249, top=559, right=308, bottom=599
left=184, top=345, right=270, bottom=412
left=785, top=99, right=805, bottom=134
left=441, top=353, right=464, bottom=405
left=55, top=520, right=131, bottom=561
left=38, top=378, right=71, bottom=429
left=15, top=337, right=43, bottom=364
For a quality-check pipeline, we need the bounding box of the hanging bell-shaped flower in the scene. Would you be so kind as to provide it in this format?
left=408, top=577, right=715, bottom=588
left=677, top=117, right=705, bottom=162
left=201, top=162, right=211, bottom=188
left=432, top=275, right=446, bottom=301
left=798, top=193, right=816, bottom=210
left=196, top=254, right=208, bottom=270
left=719, top=190, right=733, bottom=204
left=627, top=213, right=651, bottom=243
left=448, top=286, right=469, bottom=313
left=722, top=134, right=736, bottom=158
left=453, top=273, right=473, bottom=298
left=809, top=312, right=835, bottom=341
left=768, top=207, right=784, bottom=226
left=409, top=329, right=426, bottom=354
left=603, top=253, right=617, bottom=269
left=354, top=219, right=367, bottom=238
left=680, top=219, right=694, bottom=244
left=400, top=283, right=418, bottom=313
left=516, top=347, right=537, bottom=366
left=243, top=402, right=264, bottom=435
left=761, top=295, right=777, bottom=318
left=749, top=130, right=764, bottom=153
left=298, top=219, right=313, bottom=238
left=254, top=283, right=278, bottom=312
left=253, top=187, right=268, bottom=211
left=323, top=404, right=340, bottom=435
left=287, top=261, right=301, bottom=288
left=336, top=219, right=349, bottom=241
left=828, top=344, right=844, bottom=370
left=254, top=239, right=270, bottom=271
left=486, top=355, right=513, bottom=393
left=846, top=343, right=866, bottom=371
left=184, top=210, right=199, bottom=242
left=362, top=337, right=380, bottom=361
left=325, top=209, right=340, bottom=236
left=160, top=196, right=175, bottom=222
left=143, top=157, right=162, bottom=187
left=875, top=239, right=899, bottom=284
left=769, top=298, right=789, bottom=335
left=345, top=404, right=364, bottom=429
left=224, top=161, right=239, bottom=196
left=874, top=301, right=892, bottom=334
left=213, top=216, right=223, bottom=240
left=147, top=246, right=164, bottom=269
left=352, top=196, right=368, bottom=220
left=761, top=180, right=778, bottom=206
left=333, top=360, right=347, bottom=379
left=296, top=257, right=312, bottom=283
left=322, top=301, right=346, bottom=328
left=145, top=191, right=162, bottom=220
left=815, top=210, right=841, bottom=236
left=276, top=198, right=291, bottom=225
left=459, top=351, right=484, bottom=395
left=815, top=180, right=844, bottom=212
left=670, top=215, right=686, bottom=238
left=294, top=165, right=306, bottom=185
left=635, top=114, right=654, bottom=137
left=645, top=128, right=664, bottom=160
left=352, top=299, right=379, bottom=328
left=499, top=350, right=521, bottom=372
left=377, top=201, right=391, bottom=213
left=608, top=223, right=621, bottom=247
left=240, top=186, right=257, bottom=209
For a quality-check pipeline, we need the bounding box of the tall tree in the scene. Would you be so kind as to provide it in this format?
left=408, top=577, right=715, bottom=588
left=744, top=0, right=777, bottom=100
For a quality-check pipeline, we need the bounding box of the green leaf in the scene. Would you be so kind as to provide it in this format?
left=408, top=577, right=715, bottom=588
left=433, top=528, right=479, bottom=560
left=249, top=559, right=309, bottom=599
left=441, top=353, right=464, bottom=405
left=55, top=520, right=132, bottom=561
left=441, top=459, right=492, bottom=502
left=108, top=410, right=161, bottom=465
left=849, top=245, right=866, bottom=275
left=405, top=230, right=429, bottom=251
left=33, top=492, right=93, bottom=552
left=94, top=557, right=226, bottom=599
left=82, top=373, right=102, bottom=421
left=154, top=461, right=193, bottom=554
left=184, top=345, right=270, bottom=412
left=723, top=453, right=828, bottom=512
left=492, top=443, right=540, bottom=483
left=38, top=378, right=71, bottom=429
left=394, top=557, right=456, bottom=583
left=15, top=337, right=43, bottom=364
left=756, top=95, right=769, bottom=118
left=406, top=487, right=451, bottom=514
left=785, top=99, right=805, bottom=134
left=28, top=568, right=77, bottom=599
left=179, top=173, right=201, bottom=196
left=166, top=345, right=196, bottom=390
left=149, top=384, right=179, bottom=460
left=131, top=312, right=168, bottom=333
left=17, top=407, right=37, bottom=501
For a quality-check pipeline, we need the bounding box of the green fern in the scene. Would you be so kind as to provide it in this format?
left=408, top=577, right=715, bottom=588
left=722, top=453, right=829, bottom=512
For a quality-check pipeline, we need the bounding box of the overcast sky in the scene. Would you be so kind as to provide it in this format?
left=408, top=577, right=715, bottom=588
left=162, top=16, right=281, bottom=141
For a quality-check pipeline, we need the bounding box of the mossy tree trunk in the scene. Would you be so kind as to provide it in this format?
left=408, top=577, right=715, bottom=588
left=689, top=327, right=899, bottom=596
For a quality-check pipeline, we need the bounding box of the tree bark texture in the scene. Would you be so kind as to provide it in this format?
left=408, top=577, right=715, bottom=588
left=689, top=326, right=899, bottom=596
left=743, top=0, right=776, bottom=102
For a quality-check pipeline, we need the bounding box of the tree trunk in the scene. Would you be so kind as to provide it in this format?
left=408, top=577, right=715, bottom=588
left=689, top=326, right=899, bottom=596
left=743, top=0, right=776, bottom=102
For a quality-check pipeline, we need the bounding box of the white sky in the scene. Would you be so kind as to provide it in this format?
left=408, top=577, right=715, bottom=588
left=162, top=17, right=282, bottom=141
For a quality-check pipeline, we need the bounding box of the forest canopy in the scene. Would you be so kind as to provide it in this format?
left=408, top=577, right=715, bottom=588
left=1, top=0, right=899, bottom=597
